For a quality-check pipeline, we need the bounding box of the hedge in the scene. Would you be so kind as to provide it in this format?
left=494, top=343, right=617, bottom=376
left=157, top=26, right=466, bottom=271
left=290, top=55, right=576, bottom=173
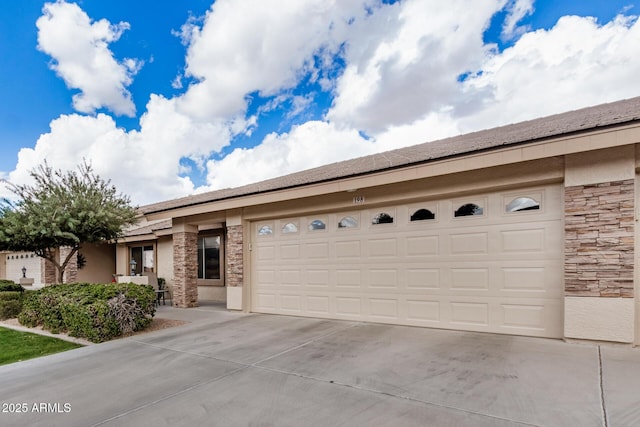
left=18, top=283, right=156, bottom=343
left=0, top=280, right=24, bottom=293
left=0, top=291, right=23, bottom=320
left=0, top=280, right=24, bottom=320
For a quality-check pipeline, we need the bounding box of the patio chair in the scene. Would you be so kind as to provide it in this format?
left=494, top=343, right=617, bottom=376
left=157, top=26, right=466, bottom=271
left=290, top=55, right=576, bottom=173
left=142, top=272, right=166, bottom=306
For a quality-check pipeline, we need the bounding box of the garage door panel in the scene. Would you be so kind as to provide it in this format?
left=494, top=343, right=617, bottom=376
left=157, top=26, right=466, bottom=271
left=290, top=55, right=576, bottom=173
left=406, top=268, right=440, bottom=289
left=252, top=184, right=562, bottom=338
left=367, top=238, right=398, bottom=257
left=336, top=269, right=362, bottom=287
left=306, top=269, right=330, bottom=287
left=336, top=297, right=362, bottom=316
left=304, top=242, right=330, bottom=259
left=449, top=232, right=489, bottom=255
left=367, top=269, right=398, bottom=289
left=306, top=295, right=330, bottom=314
left=406, top=300, right=441, bottom=322
left=280, top=294, right=302, bottom=313
left=280, top=244, right=301, bottom=259
left=368, top=298, right=399, bottom=320
left=450, top=268, right=490, bottom=290
left=450, top=302, right=489, bottom=326
left=335, top=240, right=361, bottom=257
left=405, top=235, right=439, bottom=256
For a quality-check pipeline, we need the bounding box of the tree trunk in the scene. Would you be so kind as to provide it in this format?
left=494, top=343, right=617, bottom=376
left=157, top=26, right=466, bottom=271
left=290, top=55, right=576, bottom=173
left=39, top=246, right=79, bottom=284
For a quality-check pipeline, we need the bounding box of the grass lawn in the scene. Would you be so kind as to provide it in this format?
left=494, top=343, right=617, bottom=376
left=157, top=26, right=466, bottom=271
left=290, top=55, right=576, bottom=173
left=0, top=326, right=83, bottom=366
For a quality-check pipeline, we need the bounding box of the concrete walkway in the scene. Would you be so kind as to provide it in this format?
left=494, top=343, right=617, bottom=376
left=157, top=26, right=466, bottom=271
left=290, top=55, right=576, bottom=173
left=1, top=303, right=639, bottom=426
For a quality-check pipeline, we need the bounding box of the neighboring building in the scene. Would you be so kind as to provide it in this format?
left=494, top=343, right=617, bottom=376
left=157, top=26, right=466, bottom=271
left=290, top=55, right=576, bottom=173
left=0, top=246, right=114, bottom=286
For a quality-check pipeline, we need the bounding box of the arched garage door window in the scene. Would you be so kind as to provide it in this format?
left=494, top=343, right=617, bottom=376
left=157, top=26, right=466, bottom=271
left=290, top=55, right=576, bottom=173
left=454, top=203, right=483, bottom=217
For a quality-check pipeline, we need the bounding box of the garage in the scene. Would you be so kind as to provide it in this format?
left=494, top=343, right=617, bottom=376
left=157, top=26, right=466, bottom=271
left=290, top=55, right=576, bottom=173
left=251, top=184, right=563, bottom=338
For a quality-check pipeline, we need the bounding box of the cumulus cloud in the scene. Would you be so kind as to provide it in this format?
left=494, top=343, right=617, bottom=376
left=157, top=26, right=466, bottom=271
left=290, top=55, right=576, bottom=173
left=36, top=1, right=140, bottom=116
left=502, top=0, right=534, bottom=40
left=7, top=95, right=233, bottom=205
left=326, top=0, right=502, bottom=133
left=6, top=0, right=640, bottom=206
left=204, top=121, right=373, bottom=190
left=460, top=13, right=640, bottom=131
left=177, top=0, right=373, bottom=120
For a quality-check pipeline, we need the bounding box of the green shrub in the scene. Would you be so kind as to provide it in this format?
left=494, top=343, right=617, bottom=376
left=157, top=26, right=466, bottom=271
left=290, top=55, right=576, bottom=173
left=0, top=291, right=23, bottom=320
left=18, top=283, right=155, bottom=342
left=0, top=280, right=23, bottom=293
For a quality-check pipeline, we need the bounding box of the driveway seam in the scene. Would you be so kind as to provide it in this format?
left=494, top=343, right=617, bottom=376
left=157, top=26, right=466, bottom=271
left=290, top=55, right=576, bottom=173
left=251, top=322, right=360, bottom=366
left=598, top=345, right=609, bottom=427
left=89, top=364, right=247, bottom=426
left=248, top=364, right=538, bottom=426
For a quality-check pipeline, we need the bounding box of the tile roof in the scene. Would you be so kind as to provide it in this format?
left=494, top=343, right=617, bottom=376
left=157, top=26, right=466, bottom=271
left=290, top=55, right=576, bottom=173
left=141, top=96, right=640, bottom=215
left=123, top=219, right=172, bottom=237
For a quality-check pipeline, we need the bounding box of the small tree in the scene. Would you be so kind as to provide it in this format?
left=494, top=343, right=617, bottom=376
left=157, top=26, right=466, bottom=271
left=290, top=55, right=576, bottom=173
left=0, top=161, right=137, bottom=283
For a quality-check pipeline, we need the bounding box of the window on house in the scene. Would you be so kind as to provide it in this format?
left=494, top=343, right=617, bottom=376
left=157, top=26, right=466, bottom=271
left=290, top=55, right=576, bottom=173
left=410, top=209, right=435, bottom=221
left=197, top=236, right=220, bottom=280
left=282, top=223, right=298, bottom=234
left=258, top=225, right=273, bottom=235
left=372, top=212, right=394, bottom=224
left=129, top=245, right=154, bottom=275
left=338, top=216, right=358, bottom=228
left=308, top=219, right=326, bottom=231
left=506, top=197, right=540, bottom=212
left=454, top=203, right=483, bottom=217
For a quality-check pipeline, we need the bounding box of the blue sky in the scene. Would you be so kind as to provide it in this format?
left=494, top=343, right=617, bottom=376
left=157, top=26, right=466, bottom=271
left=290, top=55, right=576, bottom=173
left=1, top=0, right=639, bottom=205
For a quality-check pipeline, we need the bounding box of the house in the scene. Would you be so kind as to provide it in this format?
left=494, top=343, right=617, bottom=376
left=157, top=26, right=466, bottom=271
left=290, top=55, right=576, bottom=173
left=29, top=96, right=640, bottom=344
left=120, top=96, right=640, bottom=344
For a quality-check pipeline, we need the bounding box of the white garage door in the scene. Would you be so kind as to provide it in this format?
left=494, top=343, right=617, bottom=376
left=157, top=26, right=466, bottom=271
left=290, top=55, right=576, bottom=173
left=251, top=185, right=563, bottom=338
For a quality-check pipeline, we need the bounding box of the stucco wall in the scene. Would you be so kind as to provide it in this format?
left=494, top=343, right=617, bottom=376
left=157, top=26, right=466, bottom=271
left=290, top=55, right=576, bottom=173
left=77, top=243, right=116, bottom=283
left=156, top=236, right=173, bottom=285
left=5, top=252, right=42, bottom=284
left=565, top=297, right=634, bottom=343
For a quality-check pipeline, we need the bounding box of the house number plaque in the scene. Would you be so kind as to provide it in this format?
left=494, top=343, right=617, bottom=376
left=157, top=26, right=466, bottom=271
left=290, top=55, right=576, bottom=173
left=352, top=195, right=365, bottom=205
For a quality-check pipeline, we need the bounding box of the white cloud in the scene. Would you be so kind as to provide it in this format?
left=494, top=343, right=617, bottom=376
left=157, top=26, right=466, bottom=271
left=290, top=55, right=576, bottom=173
left=7, top=95, right=233, bottom=205
left=204, top=121, right=373, bottom=190
left=502, top=0, right=534, bottom=40
left=460, top=13, right=640, bottom=131
left=177, top=0, right=374, bottom=120
left=7, top=1, right=640, bottom=208
left=327, top=0, right=503, bottom=133
left=36, top=1, right=140, bottom=116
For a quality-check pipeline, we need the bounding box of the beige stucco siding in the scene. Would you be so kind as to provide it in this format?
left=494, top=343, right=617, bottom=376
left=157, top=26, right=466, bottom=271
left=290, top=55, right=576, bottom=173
left=156, top=236, right=173, bottom=285
left=77, top=243, right=116, bottom=283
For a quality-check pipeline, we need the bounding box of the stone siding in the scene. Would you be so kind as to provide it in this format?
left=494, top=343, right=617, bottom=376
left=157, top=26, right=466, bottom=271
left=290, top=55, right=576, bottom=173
left=59, top=247, right=78, bottom=283
left=565, top=179, right=634, bottom=297
left=173, top=231, right=198, bottom=307
left=226, top=225, right=243, bottom=287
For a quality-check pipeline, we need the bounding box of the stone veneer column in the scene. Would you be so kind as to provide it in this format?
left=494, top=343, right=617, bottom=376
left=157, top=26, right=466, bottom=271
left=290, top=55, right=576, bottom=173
left=564, top=147, right=636, bottom=343
left=59, top=247, right=78, bottom=284
left=565, top=180, right=634, bottom=297
left=41, top=257, right=57, bottom=285
left=173, top=224, right=198, bottom=308
left=225, top=225, right=243, bottom=287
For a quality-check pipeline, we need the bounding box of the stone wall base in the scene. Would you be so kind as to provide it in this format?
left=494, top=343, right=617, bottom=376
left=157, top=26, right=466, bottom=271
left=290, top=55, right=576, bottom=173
left=565, top=297, right=634, bottom=343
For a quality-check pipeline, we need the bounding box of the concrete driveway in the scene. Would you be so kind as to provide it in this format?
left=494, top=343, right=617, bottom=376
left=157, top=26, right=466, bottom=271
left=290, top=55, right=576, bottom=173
left=1, top=303, right=639, bottom=427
